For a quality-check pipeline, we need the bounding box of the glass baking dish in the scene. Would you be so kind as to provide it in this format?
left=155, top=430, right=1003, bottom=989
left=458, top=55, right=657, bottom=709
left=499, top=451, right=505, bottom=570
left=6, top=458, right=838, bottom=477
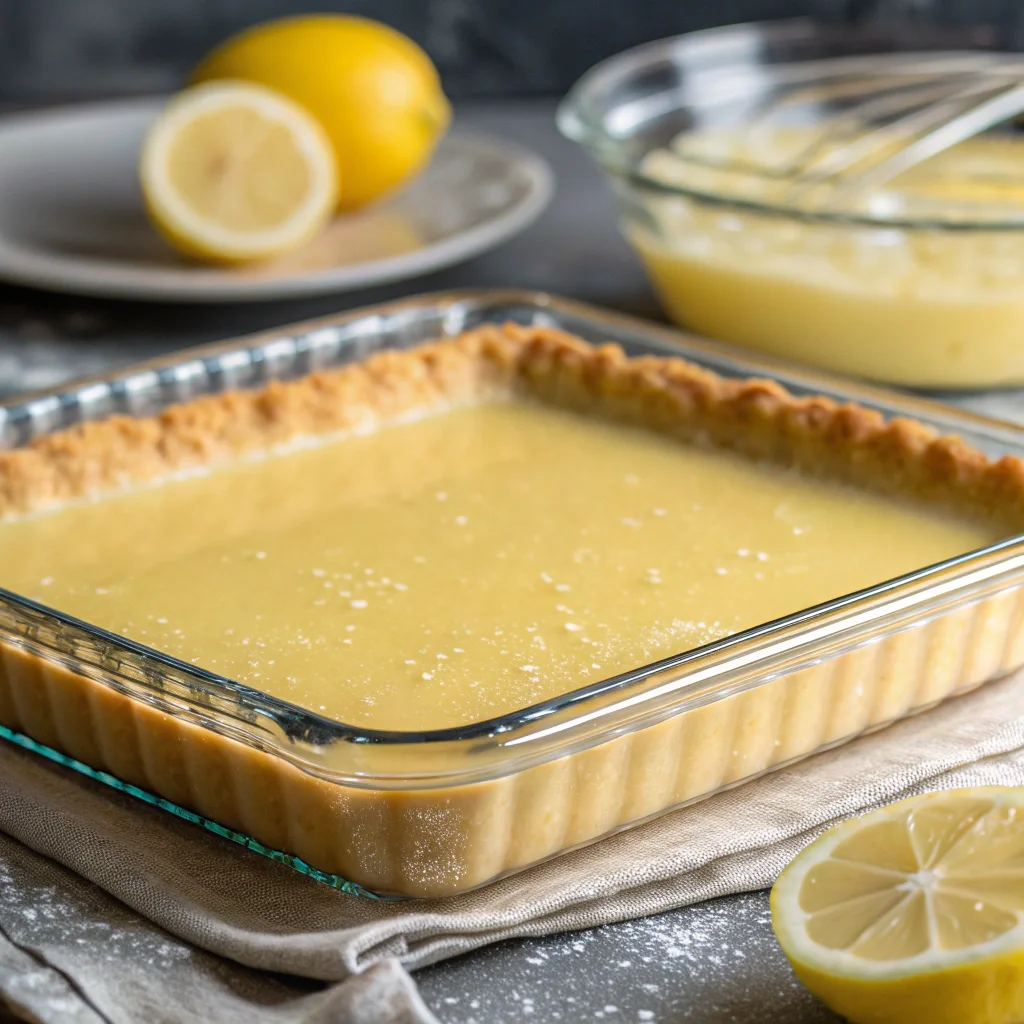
left=557, top=19, right=1024, bottom=389
left=3, top=289, right=1024, bottom=899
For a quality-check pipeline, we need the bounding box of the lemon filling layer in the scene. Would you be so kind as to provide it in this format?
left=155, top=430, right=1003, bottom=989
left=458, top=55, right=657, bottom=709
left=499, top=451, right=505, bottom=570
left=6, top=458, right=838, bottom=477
left=634, top=131, right=1024, bottom=385
left=0, top=400, right=997, bottom=730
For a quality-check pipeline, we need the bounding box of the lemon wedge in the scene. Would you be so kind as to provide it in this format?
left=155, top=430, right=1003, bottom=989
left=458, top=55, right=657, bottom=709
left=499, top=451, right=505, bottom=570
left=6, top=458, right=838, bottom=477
left=771, top=788, right=1024, bottom=1024
left=140, top=81, right=338, bottom=264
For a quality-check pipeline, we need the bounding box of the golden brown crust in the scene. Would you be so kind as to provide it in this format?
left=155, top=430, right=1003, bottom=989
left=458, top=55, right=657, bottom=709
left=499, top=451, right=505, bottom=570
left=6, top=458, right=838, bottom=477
left=2, top=322, right=1024, bottom=529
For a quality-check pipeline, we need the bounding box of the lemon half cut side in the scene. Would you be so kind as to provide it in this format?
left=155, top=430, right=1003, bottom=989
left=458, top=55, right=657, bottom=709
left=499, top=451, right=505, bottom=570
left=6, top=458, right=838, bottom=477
left=771, top=787, right=1024, bottom=1024
left=140, top=81, right=338, bottom=264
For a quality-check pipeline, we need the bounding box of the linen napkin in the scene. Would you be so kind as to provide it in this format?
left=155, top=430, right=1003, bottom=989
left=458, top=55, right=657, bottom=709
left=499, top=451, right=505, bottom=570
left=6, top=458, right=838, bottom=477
left=5, top=670, right=1024, bottom=1024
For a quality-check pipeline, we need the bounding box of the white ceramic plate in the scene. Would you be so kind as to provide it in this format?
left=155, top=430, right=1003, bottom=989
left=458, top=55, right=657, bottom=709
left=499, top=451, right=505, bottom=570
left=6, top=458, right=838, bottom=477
left=0, top=98, right=554, bottom=302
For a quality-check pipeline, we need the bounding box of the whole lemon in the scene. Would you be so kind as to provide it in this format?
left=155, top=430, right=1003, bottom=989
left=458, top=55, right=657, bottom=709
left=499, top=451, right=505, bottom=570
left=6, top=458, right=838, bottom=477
left=191, top=15, right=451, bottom=210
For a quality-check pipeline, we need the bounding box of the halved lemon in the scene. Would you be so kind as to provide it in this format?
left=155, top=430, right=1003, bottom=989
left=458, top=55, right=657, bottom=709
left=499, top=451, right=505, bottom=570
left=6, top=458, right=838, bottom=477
left=771, top=788, right=1024, bottom=1024
left=140, top=81, right=338, bottom=264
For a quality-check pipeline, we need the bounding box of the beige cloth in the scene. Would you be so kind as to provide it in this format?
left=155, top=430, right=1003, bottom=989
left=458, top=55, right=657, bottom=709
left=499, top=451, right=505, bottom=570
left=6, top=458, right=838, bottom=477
left=5, top=672, right=1024, bottom=1022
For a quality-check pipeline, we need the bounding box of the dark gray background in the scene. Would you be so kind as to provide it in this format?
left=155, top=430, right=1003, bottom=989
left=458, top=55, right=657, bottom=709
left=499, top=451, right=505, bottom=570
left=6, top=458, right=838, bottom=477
left=2, top=0, right=1024, bottom=104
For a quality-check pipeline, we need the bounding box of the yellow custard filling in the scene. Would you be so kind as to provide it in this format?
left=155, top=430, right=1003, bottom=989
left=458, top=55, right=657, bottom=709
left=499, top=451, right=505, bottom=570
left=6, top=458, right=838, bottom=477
left=0, top=399, right=997, bottom=730
left=633, top=132, right=1024, bottom=387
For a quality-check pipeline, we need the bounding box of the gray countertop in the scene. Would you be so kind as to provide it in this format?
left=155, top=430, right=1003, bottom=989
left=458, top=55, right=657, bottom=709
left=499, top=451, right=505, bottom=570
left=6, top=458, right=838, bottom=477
left=2, top=99, right=1020, bottom=1024
left=417, top=892, right=837, bottom=1024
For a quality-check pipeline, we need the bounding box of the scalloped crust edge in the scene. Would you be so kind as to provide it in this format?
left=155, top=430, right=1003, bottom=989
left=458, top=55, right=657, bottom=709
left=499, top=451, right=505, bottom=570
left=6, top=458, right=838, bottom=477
left=2, top=323, right=1024, bottom=531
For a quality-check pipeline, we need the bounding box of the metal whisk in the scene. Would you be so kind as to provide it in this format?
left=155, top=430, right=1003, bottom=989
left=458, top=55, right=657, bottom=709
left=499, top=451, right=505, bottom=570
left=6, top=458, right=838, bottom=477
left=678, top=51, right=1024, bottom=212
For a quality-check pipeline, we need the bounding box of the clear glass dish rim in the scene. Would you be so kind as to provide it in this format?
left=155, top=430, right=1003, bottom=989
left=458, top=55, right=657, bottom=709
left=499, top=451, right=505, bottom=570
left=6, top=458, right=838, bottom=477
left=4, top=288, right=1024, bottom=788
left=556, top=17, right=1024, bottom=233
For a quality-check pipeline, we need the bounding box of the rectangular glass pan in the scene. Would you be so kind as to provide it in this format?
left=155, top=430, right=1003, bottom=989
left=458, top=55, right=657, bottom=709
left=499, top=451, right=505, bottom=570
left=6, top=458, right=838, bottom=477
left=3, top=289, right=1024, bottom=900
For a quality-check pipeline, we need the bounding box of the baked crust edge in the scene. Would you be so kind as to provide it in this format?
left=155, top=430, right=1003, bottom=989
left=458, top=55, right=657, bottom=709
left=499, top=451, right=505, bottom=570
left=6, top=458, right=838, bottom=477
left=2, top=322, right=1023, bottom=530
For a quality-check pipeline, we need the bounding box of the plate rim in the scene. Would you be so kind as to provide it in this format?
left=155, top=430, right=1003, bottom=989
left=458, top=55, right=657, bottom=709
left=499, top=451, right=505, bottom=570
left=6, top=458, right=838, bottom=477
left=0, top=97, right=555, bottom=303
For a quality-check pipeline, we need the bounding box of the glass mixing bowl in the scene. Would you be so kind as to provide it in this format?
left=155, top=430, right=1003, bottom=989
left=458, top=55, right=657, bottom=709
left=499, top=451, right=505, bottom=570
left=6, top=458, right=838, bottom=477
left=558, top=19, right=1024, bottom=389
